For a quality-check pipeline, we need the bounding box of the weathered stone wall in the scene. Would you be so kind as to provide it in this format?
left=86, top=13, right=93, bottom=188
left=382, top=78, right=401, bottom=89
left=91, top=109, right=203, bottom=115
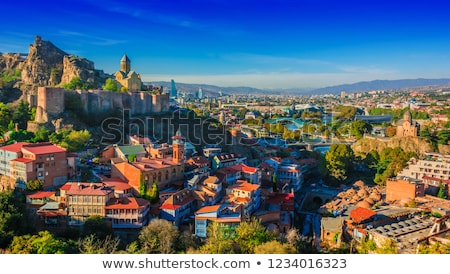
left=34, top=87, right=169, bottom=123
left=35, top=87, right=65, bottom=123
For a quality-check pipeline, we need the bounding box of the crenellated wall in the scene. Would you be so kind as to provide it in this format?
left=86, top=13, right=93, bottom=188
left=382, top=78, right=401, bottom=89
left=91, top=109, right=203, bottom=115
left=34, top=87, right=169, bottom=123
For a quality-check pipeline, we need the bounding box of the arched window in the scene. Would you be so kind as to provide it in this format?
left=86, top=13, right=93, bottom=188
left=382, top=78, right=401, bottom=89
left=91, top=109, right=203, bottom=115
left=166, top=170, right=169, bottom=180
left=158, top=172, right=161, bottom=182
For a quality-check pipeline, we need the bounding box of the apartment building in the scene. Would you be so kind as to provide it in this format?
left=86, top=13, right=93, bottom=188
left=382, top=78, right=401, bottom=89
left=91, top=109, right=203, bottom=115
left=398, top=153, right=450, bottom=182
left=224, top=180, right=261, bottom=216
left=0, top=142, right=68, bottom=189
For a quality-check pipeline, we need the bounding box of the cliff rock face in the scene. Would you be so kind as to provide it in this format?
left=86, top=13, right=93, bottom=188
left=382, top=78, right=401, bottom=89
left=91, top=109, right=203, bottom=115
left=0, top=53, right=26, bottom=71
left=21, top=36, right=67, bottom=86
left=352, top=136, right=434, bottom=156
left=61, top=55, right=97, bottom=87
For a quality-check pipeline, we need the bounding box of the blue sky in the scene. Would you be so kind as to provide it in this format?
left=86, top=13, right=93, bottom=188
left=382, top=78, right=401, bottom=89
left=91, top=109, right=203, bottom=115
left=1, top=0, right=450, bottom=89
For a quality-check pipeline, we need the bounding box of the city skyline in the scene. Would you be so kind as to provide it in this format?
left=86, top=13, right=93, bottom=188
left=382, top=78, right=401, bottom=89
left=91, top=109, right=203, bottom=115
left=2, top=0, right=450, bottom=89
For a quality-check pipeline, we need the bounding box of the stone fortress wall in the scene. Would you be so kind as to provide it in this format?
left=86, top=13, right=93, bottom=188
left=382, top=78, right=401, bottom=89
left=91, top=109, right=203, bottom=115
left=34, top=87, right=169, bottom=123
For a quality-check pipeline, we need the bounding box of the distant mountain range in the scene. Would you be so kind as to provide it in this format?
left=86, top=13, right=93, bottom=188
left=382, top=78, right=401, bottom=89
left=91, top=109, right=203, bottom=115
left=308, top=78, right=450, bottom=95
left=149, top=78, right=450, bottom=97
left=149, top=81, right=271, bottom=97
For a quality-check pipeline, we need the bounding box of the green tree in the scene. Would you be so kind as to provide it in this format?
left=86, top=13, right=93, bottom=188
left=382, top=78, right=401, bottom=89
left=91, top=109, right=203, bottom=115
left=26, top=180, right=43, bottom=192
left=62, top=77, right=89, bottom=90
left=0, top=190, right=27, bottom=248
left=254, top=240, right=296, bottom=254
left=350, top=120, right=372, bottom=139
left=437, top=180, right=447, bottom=199
left=0, top=103, right=12, bottom=129
left=78, top=234, right=120, bottom=254
left=139, top=174, right=146, bottom=197
left=7, top=129, right=35, bottom=143
left=60, top=129, right=91, bottom=152
left=146, top=181, right=160, bottom=204
left=235, top=218, right=276, bottom=254
left=198, top=221, right=237, bottom=254
left=7, top=120, right=15, bottom=131
left=102, top=78, right=119, bottom=92
left=10, top=230, right=76, bottom=254
left=82, top=215, right=113, bottom=240
left=13, top=100, right=30, bottom=130
left=127, top=154, right=136, bottom=162
left=138, top=218, right=179, bottom=254
left=33, top=126, right=50, bottom=142
left=325, top=144, right=355, bottom=182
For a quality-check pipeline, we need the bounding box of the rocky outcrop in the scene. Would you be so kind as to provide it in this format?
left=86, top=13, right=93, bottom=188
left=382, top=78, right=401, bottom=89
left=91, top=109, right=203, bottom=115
left=21, top=36, right=67, bottom=86
left=352, top=136, right=434, bottom=156
left=61, top=55, right=97, bottom=87
left=0, top=53, right=26, bottom=72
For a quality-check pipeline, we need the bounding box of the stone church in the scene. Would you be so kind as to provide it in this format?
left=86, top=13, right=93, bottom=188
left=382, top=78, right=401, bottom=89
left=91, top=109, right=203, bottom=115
left=396, top=110, right=420, bottom=137
left=114, top=54, right=142, bottom=91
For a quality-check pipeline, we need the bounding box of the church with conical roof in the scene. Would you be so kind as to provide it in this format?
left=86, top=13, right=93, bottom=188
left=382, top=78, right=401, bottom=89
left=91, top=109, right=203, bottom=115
left=114, top=54, right=142, bottom=91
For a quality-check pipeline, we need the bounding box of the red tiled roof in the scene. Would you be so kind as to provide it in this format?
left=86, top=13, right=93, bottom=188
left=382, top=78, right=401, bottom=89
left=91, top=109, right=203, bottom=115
left=27, top=191, right=55, bottom=199
left=60, top=184, right=71, bottom=191
left=11, top=157, right=34, bottom=163
left=350, top=207, right=376, bottom=223
left=160, top=189, right=196, bottom=210
left=0, top=142, right=28, bottom=152
left=66, top=182, right=113, bottom=196
left=22, top=143, right=66, bottom=155
left=105, top=197, right=149, bottom=210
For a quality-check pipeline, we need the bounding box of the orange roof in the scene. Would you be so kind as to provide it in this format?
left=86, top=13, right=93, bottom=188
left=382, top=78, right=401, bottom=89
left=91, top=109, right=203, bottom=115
left=0, top=142, right=28, bottom=152
left=228, top=181, right=260, bottom=192
left=105, top=197, right=149, bottom=210
left=27, top=191, right=55, bottom=199
left=22, top=143, right=66, bottom=155
left=60, top=184, right=71, bottom=191
left=11, top=158, right=34, bottom=163
left=195, top=205, right=221, bottom=214
left=350, top=207, right=376, bottom=223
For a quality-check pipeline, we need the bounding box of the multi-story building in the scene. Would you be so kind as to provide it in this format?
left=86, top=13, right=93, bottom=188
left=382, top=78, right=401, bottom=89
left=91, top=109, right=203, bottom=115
left=194, top=204, right=243, bottom=238
left=160, top=188, right=202, bottom=226
left=111, top=131, right=185, bottom=192
left=201, top=175, right=223, bottom=205
left=264, top=158, right=303, bottom=193
left=63, top=182, right=115, bottom=225
left=386, top=178, right=425, bottom=201
left=224, top=180, right=261, bottom=217
left=105, top=197, right=150, bottom=229
left=0, top=142, right=68, bottom=189
left=398, top=153, right=450, bottom=182
left=212, top=152, right=246, bottom=170
left=215, top=163, right=261, bottom=185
